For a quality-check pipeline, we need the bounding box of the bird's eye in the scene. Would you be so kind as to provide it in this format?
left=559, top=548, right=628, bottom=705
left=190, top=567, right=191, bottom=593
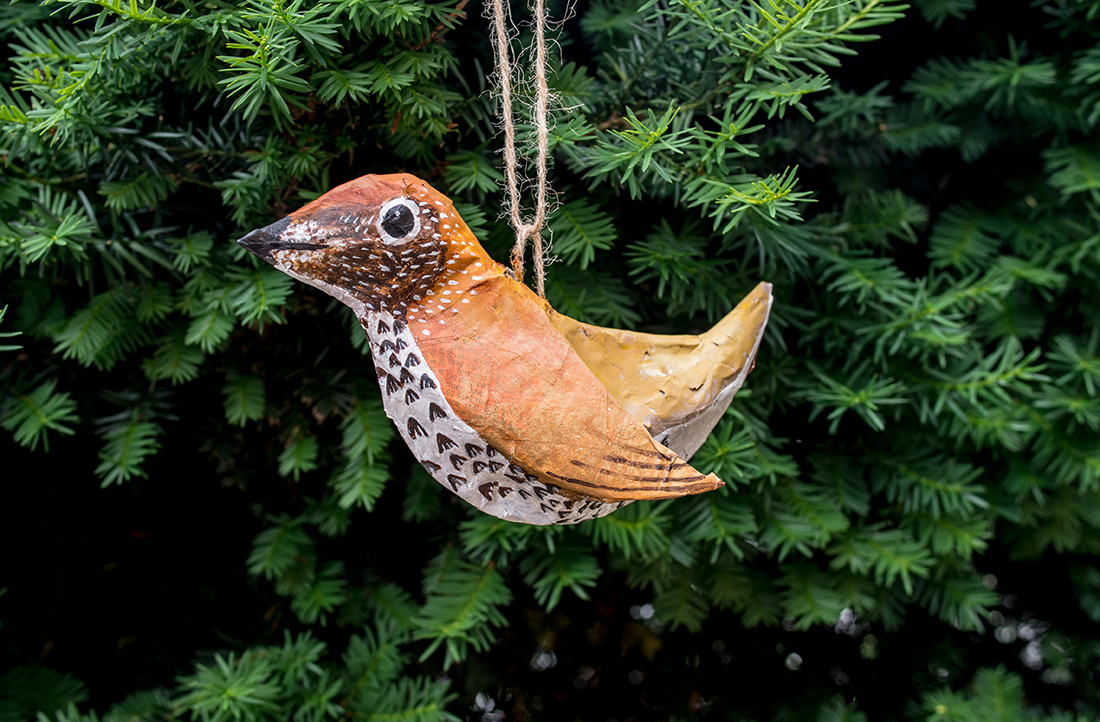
left=377, top=198, right=421, bottom=245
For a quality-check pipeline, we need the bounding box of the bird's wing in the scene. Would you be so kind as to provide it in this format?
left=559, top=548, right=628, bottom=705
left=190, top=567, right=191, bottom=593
left=549, top=282, right=772, bottom=459
left=412, top=276, right=722, bottom=502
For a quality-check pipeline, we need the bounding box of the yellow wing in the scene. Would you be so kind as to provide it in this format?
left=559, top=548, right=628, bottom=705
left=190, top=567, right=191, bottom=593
left=551, top=282, right=773, bottom=459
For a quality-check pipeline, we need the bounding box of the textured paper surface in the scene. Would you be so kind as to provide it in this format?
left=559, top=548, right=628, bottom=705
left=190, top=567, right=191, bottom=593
left=415, top=272, right=725, bottom=502
left=240, top=172, right=773, bottom=521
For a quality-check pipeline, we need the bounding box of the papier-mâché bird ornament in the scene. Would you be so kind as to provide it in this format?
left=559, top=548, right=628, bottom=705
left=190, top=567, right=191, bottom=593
left=239, top=174, right=772, bottom=525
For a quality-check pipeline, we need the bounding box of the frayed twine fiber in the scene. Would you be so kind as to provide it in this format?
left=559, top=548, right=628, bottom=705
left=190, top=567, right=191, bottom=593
left=489, top=0, right=550, bottom=298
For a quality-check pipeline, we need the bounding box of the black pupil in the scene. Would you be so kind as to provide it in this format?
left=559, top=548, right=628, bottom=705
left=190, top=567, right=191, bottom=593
left=381, top=204, right=416, bottom=239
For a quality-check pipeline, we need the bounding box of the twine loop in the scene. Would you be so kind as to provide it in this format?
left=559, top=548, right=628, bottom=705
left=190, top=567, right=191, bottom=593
left=489, top=0, right=551, bottom=297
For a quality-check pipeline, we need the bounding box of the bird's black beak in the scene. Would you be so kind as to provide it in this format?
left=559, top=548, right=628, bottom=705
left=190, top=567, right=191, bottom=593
left=239, top=216, right=327, bottom=264
left=237, top=217, right=293, bottom=264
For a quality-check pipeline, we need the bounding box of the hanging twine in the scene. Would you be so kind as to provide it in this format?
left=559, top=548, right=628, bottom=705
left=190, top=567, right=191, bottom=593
left=489, top=0, right=551, bottom=298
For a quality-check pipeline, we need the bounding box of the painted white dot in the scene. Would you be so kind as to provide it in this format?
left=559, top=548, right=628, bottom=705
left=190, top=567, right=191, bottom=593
left=470, top=290, right=477, bottom=295
left=475, top=262, right=483, bottom=267
left=423, top=329, right=431, bottom=336
left=443, top=290, right=451, bottom=295
left=461, top=299, right=470, bottom=303
left=448, top=280, right=458, bottom=285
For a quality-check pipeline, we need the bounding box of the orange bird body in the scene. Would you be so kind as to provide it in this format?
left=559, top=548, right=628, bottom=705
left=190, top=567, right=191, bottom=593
left=240, top=174, right=771, bottom=525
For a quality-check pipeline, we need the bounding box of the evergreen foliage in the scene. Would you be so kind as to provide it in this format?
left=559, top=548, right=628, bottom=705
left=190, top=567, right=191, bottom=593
left=2, top=0, right=1099, bottom=719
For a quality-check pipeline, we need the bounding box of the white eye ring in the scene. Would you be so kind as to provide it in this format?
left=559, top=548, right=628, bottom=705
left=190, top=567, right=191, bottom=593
left=376, top=198, right=422, bottom=245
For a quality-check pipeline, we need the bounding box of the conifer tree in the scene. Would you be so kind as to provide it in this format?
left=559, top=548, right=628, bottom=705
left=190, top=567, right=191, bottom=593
left=2, top=0, right=1099, bottom=719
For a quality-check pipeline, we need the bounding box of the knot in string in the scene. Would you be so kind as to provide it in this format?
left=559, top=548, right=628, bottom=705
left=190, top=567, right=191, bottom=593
left=489, top=0, right=550, bottom=298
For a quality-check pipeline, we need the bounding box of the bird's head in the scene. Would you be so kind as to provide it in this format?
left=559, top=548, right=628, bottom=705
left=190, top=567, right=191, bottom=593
left=238, top=174, right=484, bottom=316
